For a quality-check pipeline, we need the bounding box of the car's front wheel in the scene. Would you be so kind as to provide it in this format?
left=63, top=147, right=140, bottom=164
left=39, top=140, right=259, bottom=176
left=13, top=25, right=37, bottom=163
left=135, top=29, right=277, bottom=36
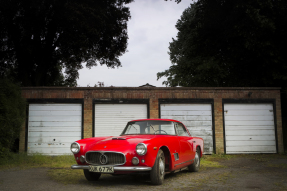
left=83, top=169, right=101, bottom=181
left=188, top=147, right=200, bottom=172
left=150, top=149, right=165, bottom=185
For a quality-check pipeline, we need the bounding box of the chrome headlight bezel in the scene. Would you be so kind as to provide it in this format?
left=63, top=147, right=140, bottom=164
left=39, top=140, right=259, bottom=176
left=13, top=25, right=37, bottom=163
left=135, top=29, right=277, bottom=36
left=136, top=143, right=147, bottom=156
left=70, top=142, right=80, bottom=154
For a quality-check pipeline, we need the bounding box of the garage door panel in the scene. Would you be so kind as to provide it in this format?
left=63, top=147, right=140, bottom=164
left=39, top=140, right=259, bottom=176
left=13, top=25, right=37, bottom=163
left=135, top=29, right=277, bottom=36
left=225, top=115, right=274, bottom=121
left=29, top=127, right=81, bottom=132
left=161, top=110, right=211, bottom=116
left=161, top=104, right=211, bottom=111
left=225, top=120, right=274, bottom=126
left=224, top=103, right=276, bottom=154
left=29, top=121, right=81, bottom=127
left=28, top=142, right=71, bottom=148
left=225, top=104, right=273, bottom=110
left=226, top=146, right=276, bottom=153
left=29, top=110, right=81, bottom=116
left=95, top=111, right=146, bottom=114
left=29, top=104, right=81, bottom=111
left=183, top=121, right=212, bottom=127
left=189, top=129, right=213, bottom=136
left=95, top=114, right=145, bottom=118
left=29, top=131, right=80, bottom=137
left=161, top=103, right=213, bottom=154
left=28, top=147, right=73, bottom=155
left=94, top=121, right=134, bottom=125
left=187, top=126, right=213, bottom=131
left=225, top=125, right=275, bottom=130
left=225, top=130, right=275, bottom=136
left=162, top=115, right=212, bottom=121
left=226, top=140, right=276, bottom=146
left=28, top=136, right=80, bottom=143
left=29, top=116, right=81, bottom=122
left=226, top=135, right=276, bottom=141
left=225, top=110, right=273, bottom=116
left=94, top=104, right=147, bottom=137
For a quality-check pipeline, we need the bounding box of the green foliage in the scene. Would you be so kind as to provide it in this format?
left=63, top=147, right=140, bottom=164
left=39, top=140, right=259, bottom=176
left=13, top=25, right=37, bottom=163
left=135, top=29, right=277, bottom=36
left=0, top=79, right=26, bottom=158
left=157, top=0, right=287, bottom=87
left=0, top=0, right=133, bottom=86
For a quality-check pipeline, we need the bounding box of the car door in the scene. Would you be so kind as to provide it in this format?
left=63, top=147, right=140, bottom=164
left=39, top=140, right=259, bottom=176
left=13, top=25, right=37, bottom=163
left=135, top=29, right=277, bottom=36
left=175, top=122, right=195, bottom=163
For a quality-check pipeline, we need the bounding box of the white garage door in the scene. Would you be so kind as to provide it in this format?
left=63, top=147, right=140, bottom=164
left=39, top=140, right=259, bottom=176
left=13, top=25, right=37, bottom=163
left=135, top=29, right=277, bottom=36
left=94, top=104, right=147, bottom=137
left=224, top=103, right=276, bottom=154
left=28, top=104, right=82, bottom=155
left=160, top=104, right=213, bottom=154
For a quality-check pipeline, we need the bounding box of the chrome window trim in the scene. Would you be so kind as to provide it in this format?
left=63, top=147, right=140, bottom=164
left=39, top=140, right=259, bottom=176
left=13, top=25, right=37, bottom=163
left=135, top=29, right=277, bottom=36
left=85, top=151, right=126, bottom=165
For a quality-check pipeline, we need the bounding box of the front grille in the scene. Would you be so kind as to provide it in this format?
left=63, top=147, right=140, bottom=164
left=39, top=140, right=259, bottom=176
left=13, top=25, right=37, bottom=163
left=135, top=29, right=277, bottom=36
left=85, top=151, right=126, bottom=165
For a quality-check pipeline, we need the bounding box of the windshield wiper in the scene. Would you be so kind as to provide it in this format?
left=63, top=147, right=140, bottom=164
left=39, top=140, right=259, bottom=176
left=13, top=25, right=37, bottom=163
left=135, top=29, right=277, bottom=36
left=131, top=124, right=138, bottom=133
left=149, top=124, right=156, bottom=134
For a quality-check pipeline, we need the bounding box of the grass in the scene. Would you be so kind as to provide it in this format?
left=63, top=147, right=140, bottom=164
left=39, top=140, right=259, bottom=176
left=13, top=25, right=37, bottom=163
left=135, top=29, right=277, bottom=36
left=0, top=152, right=75, bottom=170
left=0, top=152, right=82, bottom=185
left=200, top=153, right=235, bottom=169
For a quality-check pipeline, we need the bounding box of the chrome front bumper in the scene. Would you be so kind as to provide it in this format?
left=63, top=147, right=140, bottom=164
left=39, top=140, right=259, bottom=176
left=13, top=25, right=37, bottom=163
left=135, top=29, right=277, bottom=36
left=71, top=165, right=152, bottom=172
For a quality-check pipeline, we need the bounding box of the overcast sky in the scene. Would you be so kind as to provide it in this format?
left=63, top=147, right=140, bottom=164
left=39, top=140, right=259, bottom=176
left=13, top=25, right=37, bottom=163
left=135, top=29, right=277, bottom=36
left=77, top=0, right=192, bottom=87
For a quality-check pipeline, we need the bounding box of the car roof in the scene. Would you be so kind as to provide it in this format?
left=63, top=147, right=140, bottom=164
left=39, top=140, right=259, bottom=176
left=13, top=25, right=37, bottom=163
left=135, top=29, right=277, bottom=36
left=129, top=119, right=181, bottom=123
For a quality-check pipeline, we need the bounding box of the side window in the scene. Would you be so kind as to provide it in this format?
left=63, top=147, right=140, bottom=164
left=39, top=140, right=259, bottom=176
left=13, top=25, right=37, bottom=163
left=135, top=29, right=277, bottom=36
left=176, top=123, right=189, bottom=136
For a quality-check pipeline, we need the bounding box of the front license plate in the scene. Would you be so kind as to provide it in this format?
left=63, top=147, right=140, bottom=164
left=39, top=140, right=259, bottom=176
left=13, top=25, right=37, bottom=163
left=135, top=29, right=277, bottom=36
left=89, top=165, right=114, bottom=173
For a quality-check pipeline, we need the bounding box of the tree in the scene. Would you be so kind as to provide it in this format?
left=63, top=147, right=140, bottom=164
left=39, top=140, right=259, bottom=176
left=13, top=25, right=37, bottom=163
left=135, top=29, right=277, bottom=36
left=157, top=0, right=287, bottom=87
left=0, top=79, right=26, bottom=157
left=0, top=0, right=133, bottom=86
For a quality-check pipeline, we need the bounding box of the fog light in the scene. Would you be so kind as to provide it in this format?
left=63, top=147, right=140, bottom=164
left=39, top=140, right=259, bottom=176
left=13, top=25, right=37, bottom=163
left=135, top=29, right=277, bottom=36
left=80, top=155, right=85, bottom=163
left=132, top=157, right=139, bottom=165
left=141, top=159, right=145, bottom=163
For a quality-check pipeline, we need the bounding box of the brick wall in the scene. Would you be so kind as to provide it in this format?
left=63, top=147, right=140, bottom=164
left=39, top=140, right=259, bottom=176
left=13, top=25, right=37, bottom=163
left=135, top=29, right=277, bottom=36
left=20, top=87, right=284, bottom=154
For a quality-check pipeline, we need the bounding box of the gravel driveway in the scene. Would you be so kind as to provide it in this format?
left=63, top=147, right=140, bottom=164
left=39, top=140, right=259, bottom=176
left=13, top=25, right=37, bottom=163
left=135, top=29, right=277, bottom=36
left=0, top=154, right=286, bottom=191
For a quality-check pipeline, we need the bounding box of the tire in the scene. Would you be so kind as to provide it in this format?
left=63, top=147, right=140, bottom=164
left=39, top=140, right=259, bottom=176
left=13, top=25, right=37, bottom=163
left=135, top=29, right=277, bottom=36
left=188, top=147, right=200, bottom=172
left=83, top=169, right=101, bottom=181
left=150, top=149, right=165, bottom=185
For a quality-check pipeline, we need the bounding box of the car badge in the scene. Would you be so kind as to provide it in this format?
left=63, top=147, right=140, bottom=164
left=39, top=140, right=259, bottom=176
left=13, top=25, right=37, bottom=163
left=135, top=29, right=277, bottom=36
left=99, top=154, right=108, bottom=165
left=104, top=146, right=107, bottom=148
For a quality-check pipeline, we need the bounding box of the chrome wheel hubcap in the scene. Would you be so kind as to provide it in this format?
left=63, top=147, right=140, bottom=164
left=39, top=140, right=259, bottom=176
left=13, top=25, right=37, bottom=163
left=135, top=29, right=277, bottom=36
left=159, top=158, right=165, bottom=175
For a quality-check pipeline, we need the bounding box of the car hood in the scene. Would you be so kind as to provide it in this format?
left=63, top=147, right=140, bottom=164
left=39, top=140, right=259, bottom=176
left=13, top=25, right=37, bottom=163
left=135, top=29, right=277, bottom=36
left=86, top=135, right=156, bottom=153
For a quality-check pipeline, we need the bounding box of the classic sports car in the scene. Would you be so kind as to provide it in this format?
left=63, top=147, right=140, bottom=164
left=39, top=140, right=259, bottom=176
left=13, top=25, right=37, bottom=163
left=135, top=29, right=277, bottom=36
left=70, top=119, right=204, bottom=185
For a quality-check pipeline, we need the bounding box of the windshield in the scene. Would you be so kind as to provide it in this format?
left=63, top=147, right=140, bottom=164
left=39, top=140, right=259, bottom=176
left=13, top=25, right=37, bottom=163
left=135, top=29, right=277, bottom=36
left=121, top=121, right=176, bottom=135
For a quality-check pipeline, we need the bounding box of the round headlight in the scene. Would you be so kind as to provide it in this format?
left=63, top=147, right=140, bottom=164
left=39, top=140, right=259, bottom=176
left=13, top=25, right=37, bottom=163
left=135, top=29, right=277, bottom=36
left=70, top=142, right=80, bottom=154
left=136, top=143, right=147, bottom=156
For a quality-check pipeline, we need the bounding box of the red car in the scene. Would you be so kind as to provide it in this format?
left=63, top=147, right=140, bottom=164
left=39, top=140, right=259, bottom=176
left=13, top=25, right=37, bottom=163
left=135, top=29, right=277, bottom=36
left=70, top=119, right=204, bottom=185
